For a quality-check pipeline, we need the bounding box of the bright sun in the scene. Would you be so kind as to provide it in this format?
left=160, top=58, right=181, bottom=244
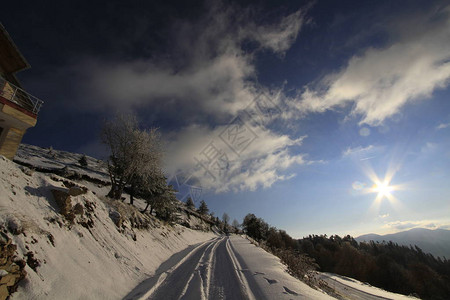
left=359, top=165, right=405, bottom=213
left=372, top=181, right=393, bottom=198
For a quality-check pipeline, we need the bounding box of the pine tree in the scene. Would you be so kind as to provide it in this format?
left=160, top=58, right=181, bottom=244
left=79, top=154, right=88, bottom=167
left=186, top=197, right=195, bottom=209
left=197, top=200, right=209, bottom=215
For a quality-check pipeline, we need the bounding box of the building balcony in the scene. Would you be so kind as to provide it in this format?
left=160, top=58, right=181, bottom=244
left=0, top=77, right=43, bottom=118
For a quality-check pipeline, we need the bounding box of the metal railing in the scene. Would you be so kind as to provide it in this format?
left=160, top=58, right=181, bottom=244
left=0, top=77, right=43, bottom=115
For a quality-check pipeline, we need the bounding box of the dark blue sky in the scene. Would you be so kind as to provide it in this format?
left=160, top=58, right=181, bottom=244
left=2, top=0, right=450, bottom=237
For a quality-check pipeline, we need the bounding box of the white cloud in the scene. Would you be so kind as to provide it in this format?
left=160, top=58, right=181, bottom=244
left=436, top=123, right=450, bottom=130
left=246, top=10, right=306, bottom=55
left=343, top=145, right=375, bottom=157
left=164, top=124, right=310, bottom=193
left=80, top=53, right=256, bottom=117
left=342, top=144, right=386, bottom=161
left=74, top=2, right=306, bottom=120
left=383, top=219, right=450, bottom=231
left=292, top=5, right=450, bottom=126
left=421, top=142, right=438, bottom=153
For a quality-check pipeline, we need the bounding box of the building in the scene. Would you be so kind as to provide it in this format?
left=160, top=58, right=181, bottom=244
left=0, top=23, right=43, bottom=159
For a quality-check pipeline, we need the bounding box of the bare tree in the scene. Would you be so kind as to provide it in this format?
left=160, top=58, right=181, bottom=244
left=232, top=219, right=240, bottom=230
left=222, top=213, right=230, bottom=234
left=222, top=213, right=230, bottom=225
left=101, top=114, right=162, bottom=201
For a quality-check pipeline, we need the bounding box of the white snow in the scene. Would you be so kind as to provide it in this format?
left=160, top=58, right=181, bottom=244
left=15, top=144, right=109, bottom=183
left=0, top=153, right=215, bottom=299
left=229, top=235, right=334, bottom=299
left=319, top=273, right=419, bottom=300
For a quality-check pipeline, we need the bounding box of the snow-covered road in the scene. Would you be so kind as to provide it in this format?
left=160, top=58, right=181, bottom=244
left=124, top=235, right=332, bottom=300
left=316, top=273, right=390, bottom=300
left=314, top=273, right=419, bottom=300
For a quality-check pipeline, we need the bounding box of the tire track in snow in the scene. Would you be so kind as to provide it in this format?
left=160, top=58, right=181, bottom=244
left=179, top=236, right=223, bottom=300
left=127, top=236, right=278, bottom=300
left=228, top=238, right=269, bottom=300
left=224, top=237, right=256, bottom=300
left=147, top=237, right=222, bottom=300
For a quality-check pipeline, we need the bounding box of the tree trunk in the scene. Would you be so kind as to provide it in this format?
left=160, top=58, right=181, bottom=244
left=107, top=162, right=120, bottom=199
left=141, top=202, right=150, bottom=213
left=107, top=184, right=123, bottom=199
left=107, top=188, right=115, bottom=198
left=107, top=185, right=117, bottom=198
left=129, top=181, right=135, bottom=205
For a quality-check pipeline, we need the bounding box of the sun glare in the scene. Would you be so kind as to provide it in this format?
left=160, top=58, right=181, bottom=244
left=372, top=181, right=393, bottom=198
left=356, top=161, right=407, bottom=215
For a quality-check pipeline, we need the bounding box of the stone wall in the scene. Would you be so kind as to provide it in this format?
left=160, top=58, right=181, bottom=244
left=0, top=230, right=26, bottom=300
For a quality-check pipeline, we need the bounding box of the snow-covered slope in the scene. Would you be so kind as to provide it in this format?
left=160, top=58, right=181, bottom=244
left=0, top=154, right=215, bottom=299
left=15, top=144, right=109, bottom=184
left=14, top=144, right=217, bottom=231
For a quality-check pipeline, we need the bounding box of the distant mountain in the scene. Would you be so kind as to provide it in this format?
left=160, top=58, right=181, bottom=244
left=356, top=228, right=450, bottom=259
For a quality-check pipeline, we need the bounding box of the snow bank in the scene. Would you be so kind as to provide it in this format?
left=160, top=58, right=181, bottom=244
left=0, top=155, right=215, bottom=299
left=230, top=236, right=333, bottom=299
left=320, top=273, right=419, bottom=299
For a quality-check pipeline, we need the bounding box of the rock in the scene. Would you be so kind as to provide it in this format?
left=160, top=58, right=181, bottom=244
left=109, top=211, right=123, bottom=228
left=0, top=273, right=17, bottom=286
left=20, top=167, right=34, bottom=176
left=51, top=189, right=72, bottom=216
left=0, top=233, right=8, bottom=245
left=79, top=219, right=94, bottom=229
left=5, top=263, right=19, bottom=274
left=72, top=203, right=84, bottom=215
left=0, top=284, right=9, bottom=300
left=6, top=217, right=22, bottom=235
left=47, top=233, right=55, bottom=247
left=84, top=201, right=95, bottom=213
left=65, top=212, right=75, bottom=224
left=25, top=252, right=39, bottom=272
left=0, top=242, right=16, bottom=267
left=14, top=259, right=26, bottom=269
left=0, top=232, right=26, bottom=300
left=59, top=166, right=75, bottom=178
left=68, top=186, right=87, bottom=196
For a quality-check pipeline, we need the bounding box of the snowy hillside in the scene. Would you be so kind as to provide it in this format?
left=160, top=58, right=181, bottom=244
left=15, top=144, right=109, bottom=184
left=14, top=144, right=214, bottom=231
left=0, top=149, right=215, bottom=299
